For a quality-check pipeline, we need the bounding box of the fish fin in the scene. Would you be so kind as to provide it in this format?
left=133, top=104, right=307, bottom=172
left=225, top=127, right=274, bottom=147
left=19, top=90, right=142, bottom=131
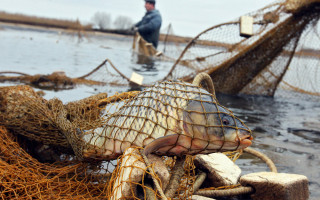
left=143, top=134, right=179, bottom=156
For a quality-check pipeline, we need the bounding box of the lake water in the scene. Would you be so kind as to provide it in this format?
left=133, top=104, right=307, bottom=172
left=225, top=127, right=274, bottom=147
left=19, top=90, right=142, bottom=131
left=1, top=0, right=272, bottom=37
left=0, top=24, right=319, bottom=199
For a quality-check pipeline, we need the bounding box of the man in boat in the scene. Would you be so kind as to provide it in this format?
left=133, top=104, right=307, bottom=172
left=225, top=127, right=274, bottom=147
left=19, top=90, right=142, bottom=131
left=133, top=0, right=162, bottom=49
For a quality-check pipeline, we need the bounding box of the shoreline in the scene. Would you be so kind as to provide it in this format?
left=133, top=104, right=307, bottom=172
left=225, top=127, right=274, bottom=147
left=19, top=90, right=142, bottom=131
left=0, top=11, right=193, bottom=44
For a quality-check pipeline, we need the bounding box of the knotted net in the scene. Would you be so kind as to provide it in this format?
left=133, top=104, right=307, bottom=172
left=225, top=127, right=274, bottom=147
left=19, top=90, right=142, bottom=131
left=164, top=0, right=320, bottom=98
left=81, top=0, right=320, bottom=98
left=0, top=78, right=252, bottom=199
left=1, top=0, right=318, bottom=98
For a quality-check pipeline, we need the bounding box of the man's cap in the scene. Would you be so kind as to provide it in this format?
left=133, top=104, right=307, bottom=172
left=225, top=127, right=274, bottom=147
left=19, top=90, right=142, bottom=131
left=145, top=0, right=155, bottom=3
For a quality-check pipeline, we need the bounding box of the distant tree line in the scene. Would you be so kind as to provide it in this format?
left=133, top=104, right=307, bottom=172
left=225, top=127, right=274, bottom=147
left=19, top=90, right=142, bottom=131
left=91, top=12, right=133, bottom=30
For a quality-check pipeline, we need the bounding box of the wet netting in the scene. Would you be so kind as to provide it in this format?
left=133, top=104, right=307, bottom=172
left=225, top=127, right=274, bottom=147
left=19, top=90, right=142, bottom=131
left=0, top=71, right=106, bottom=90
left=84, top=0, right=320, bottom=98
left=0, top=77, right=255, bottom=199
left=1, top=0, right=319, bottom=97
left=163, top=0, right=320, bottom=98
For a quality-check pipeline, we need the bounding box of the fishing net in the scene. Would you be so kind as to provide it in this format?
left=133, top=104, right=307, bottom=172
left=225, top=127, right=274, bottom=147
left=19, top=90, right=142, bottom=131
left=0, top=71, right=106, bottom=90
left=2, top=0, right=318, bottom=98
left=163, top=0, right=320, bottom=98
left=0, top=85, right=108, bottom=151
left=0, top=126, right=112, bottom=199
left=0, top=126, right=199, bottom=200
left=132, top=33, right=159, bottom=57
left=0, top=78, right=253, bottom=199
left=79, top=80, right=251, bottom=161
left=81, top=0, right=320, bottom=98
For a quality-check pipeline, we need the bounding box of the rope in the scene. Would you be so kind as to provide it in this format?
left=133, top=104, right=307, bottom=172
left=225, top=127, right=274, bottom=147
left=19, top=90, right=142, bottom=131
left=164, top=157, right=185, bottom=198
left=192, top=171, right=207, bottom=193
left=77, top=59, right=132, bottom=83
left=0, top=71, right=30, bottom=76
left=145, top=183, right=157, bottom=200
left=195, top=186, right=254, bottom=197
left=140, top=150, right=168, bottom=200
left=192, top=72, right=215, bottom=96
left=193, top=147, right=277, bottom=198
left=244, top=147, right=278, bottom=173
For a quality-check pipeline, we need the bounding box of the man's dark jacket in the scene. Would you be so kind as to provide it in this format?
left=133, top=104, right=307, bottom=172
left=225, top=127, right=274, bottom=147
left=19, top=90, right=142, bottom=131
left=135, top=9, right=162, bottom=48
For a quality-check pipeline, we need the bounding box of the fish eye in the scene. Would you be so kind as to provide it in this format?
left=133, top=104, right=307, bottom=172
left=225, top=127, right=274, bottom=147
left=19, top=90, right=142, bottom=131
left=222, top=118, right=230, bottom=126
left=222, top=115, right=233, bottom=126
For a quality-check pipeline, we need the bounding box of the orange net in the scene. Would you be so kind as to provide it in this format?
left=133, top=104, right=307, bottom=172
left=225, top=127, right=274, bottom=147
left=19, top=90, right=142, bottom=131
left=0, top=79, right=252, bottom=199
left=0, top=126, right=112, bottom=199
left=79, top=80, right=252, bottom=161
left=0, top=126, right=205, bottom=200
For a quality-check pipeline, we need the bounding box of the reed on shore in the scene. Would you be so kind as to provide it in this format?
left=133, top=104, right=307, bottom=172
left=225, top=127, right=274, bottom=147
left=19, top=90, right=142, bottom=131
left=0, top=11, right=195, bottom=43
left=0, top=11, right=92, bottom=30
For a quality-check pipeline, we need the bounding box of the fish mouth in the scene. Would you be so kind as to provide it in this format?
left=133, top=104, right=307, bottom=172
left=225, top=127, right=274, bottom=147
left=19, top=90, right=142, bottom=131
left=237, top=133, right=253, bottom=148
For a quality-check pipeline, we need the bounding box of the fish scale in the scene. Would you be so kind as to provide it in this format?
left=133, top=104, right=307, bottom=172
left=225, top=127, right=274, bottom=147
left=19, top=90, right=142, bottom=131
left=81, top=81, right=252, bottom=160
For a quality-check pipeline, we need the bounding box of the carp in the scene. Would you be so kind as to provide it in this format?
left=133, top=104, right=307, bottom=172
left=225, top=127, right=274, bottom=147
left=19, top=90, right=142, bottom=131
left=81, top=81, right=252, bottom=160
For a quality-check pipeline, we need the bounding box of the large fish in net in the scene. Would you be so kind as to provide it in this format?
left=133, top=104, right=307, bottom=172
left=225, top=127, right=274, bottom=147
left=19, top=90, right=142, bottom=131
left=80, top=80, right=253, bottom=160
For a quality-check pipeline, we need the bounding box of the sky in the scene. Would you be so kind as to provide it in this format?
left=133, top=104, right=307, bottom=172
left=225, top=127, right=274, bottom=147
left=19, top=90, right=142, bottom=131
left=1, top=0, right=273, bottom=37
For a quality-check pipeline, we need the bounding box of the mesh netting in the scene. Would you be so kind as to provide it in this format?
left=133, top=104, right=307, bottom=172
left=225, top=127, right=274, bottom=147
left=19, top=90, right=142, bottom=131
left=0, top=125, right=206, bottom=199
left=0, top=85, right=108, bottom=153
left=0, top=71, right=106, bottom=90
left=0, top=126, right=113, bottom=199
left=165, top=0, right=320, bottom=98
left=0, top=78, right=253, bottom=199
left=79, top=80, right=252, bottom=161
left=1, top=0, right=318, bottom=98
left=83, top=0, right=320, bottom=98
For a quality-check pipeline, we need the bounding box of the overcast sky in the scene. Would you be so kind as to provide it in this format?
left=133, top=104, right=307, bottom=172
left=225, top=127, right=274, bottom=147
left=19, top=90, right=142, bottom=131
left=1, top=0, right=273, bottom=36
